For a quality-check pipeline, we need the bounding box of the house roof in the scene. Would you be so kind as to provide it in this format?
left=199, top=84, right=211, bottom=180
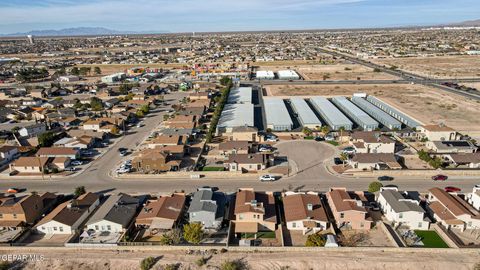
left=86, top=194, right=139, bottom=227
left=327, top=188, right=367, bottom=213
left=150, top=135, right=184, bottom=145
left=380, top=189, right=425, bottom=213
left=422, top=125, right=455, bottom=132
left=36, top=147, right=78, bottom=156
left=446, top=153, right=480, bottom=164
left=283, top=193, right=328, bottom=222
left=234, top=189, right=276, bottom=222
left=12, top=156, right=49, bottom=167
left=219, top=141, right=251, bottom=151
left=227, top=154, right=265, bottom=164
left=351, top=131, right=394, bottom=144
left=136, top=194, right=186, bottom=223
left=188, top=188, right=226, bottom=219
left=351, top=153, right=401, bottom=168
left=429, top=188, right=478, bottom=217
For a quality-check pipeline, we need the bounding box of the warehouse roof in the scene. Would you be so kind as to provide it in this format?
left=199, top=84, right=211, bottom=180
left=227, top=87, right=252, bottom=104
left=366, top=96, right=421, bottom=128
left=277, top=70, right=299, bottom=78
left=351, top=97, right=402, bottom=129
left=289, top=98, right=321, bottom=127
left=331, top=96, right=378, bottom=128
left=309, top=97, right=352, bottom=129
left=256, top=70, right=275, bottom=78
left=264, top=98, right=293, bottom=128
left=217, top=103, right=254, bottom=130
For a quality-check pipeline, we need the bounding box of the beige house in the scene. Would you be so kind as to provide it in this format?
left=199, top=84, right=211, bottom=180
left=135, top=193, right=186, bottom=233
left=233, top=188, right=277, bottom=236
left=224, top=126, right=258, bottom=142
left=417, top=125, right=457, bottom=141
left=0, top=193, right=57, bottom=229
left=226, top=154, right=268, bottom=172
left=349, top=153, right=402, bottom=170
left=351, top=131, right=396, bottom=154
left=283, top=192, right=329, bottom=235
left=218, top=141, right=251, bottom=156
left=10, top=157, right=49, bottom=173
left=326, top=188, right=372, bottom=230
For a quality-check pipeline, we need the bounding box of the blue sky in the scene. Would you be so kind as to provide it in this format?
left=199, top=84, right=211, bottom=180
left=0, top=0, right=479, bottom=34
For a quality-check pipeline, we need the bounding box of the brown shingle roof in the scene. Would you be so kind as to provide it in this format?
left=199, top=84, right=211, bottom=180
left=283, top=193, right=327, bottom=222
left=36, top=147, right=78, bottom=156
left=136, top=194, right=186, bottom=224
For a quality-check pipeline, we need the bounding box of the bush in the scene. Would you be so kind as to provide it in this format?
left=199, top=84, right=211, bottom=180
left=74, top=186, right=86, bottom=197
left=220, top=260, right=245, bottom=270
left=140, top=257, right=156, bottom=270
left=0, top=262, right=11, bottom=270
left=183, top=223, right=204, bottom=244
left=368, top=181, right=383, bottom=193
left=202, top=167, right=224, bottom=171
left=195, top=257, right=207, bottom=267
left=163, top=264, right=178, bottom=270
left=159, top=228, right=182, bottom=245
left=305, top=233, right=326, bottom=247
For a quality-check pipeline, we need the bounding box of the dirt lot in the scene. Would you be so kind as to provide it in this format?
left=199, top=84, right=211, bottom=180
left=3, top=247, right=478, bottom=270
left=297, top=64, right=399, bottom=81
left=265, top=83, right=480, bottom=133
left=341, top=227, right=395, bottom=247
left=373, top=55, right=480, bottom=79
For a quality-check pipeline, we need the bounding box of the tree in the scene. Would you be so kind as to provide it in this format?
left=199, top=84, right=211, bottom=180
left=136, top=110, right=145, bottom=118
left=110, top=126, right=120, bottom=135
left=94, top=66, right=102, bottom=75
left=183, top=223, right=204, bottom=244
left=163, top=114, right=170, bottom=121
left=38, top=131, right=55, bottom=147
left=302, top=127, right=313, bottom=137
left=219, top=76, right=231, bottom=86
left=305, top=233, right=326, bottom=247
left=340, top=153, right=349, bottom=166
left=90, top=97, right=103, bottom=111
left=368, top=181, right=383, bottom=193
left=320, top=126, right=330, bottom=135
left=140, top=105, right=150, bottom=114
left=74, top=186, right=86, bottom=197
left=140, top=256, right=156, bottom=270
left=159, top=228, right=182, bottom=245
left=70, top=67, right=80, bottom=76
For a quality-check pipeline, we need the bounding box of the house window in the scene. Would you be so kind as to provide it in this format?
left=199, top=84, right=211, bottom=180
left=399, top=213, right=403, bottom=219
left=418, top=222, right=422, bottom=228
left=59, top=227, right=63, bottom=232
left=239, top=214, right=244, bottom=220
left=0, top=214, right=3, bottom=219
left=41, top=227, right=45, bottom=230
left=95, top=225, right=99, bottom=230
left=53, top=227, right=57, bottom=231
left=292, top=222, right=296, bottom=228
left=107, top=225, right=111, bottom=231
left=13, top=214, right=17, bottom=219
left=340, top=213, right=344, bottom=218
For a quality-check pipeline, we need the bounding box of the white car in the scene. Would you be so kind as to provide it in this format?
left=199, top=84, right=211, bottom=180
left=325, top=135, right=335, bottom=141
left=71, top=160, right=83, bottom=166
left=259, top=175, right=276, bottom=182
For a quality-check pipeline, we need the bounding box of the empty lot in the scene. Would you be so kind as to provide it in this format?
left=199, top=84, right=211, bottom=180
left=373, top=55, right=480, bottom=79
left=265, top=83, right=480, bottom=133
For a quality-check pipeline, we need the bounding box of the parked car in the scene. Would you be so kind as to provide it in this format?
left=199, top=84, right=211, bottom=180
left=432, top=174, right=448, bottom=181
left=119, top=151, right=128, bottom=157
left=333, top=157, right=343, bottom=165
left=265, top=135, right=278, bottom=142
left=71, top=160, right=83, bottom=166
left=7, top=188, right=21, bottom=194
left=65, top=167, right=77, bottom=172
left=314, top=136, right=324, bottom=142
left=118, top=147, right=127, bottom=152
left=377, top=176, right=394, bottom=181
left=342, top=147, right=356, bottom=155
left=325, top=135, right=335, bottom=141
left=259, top=175, right=276, bottom=182
left=444, top=186, right=461, bottom=193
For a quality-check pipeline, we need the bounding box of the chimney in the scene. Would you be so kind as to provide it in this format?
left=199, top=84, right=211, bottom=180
left=250, top=200, right=257, bottom=207
left=307, top=203, right=313, bottom=211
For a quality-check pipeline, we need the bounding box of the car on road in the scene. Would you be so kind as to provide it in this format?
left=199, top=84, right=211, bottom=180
left=259, top=175, right=276, bottom=182
left=444, top=186, right=461, bottom=193
left=65, top=167, right=77, bottom=172
left=259, top=146, right=272, bottom=152
left=7, top=188, right=21, bottom=194
left=119, top=150, right=128, bottom=157
left=118, top=147, right=127, bottom=152
left=432, top=174, right=448, bottom=181
left=71, top=160, right=83, bottom=166
left=377, top=176, right=394, bottom=181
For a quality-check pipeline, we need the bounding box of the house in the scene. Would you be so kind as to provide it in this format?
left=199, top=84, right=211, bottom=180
left=443, top=153, right=480, bottom=168
left=58, top=75, right=79, bottom=82
left=349, top=153, right=402, bottom=170
left=427, top=187, right=480, bottom=231
left=35, top=192, right=100, bottom=235
left=136, top=193, right=186, bottom=233
left=53, top=137, right=94, bottom=149
left=283, top=192, right=329, bottom=235
left=326, top=188, right=372, bottom=230
left=147, top=135, right=186, bottom=149
left=18, top=123, right=46, bottom=138
left=417, top=125, right=457, bottom=141
left=426, top=140, right=477, bottom=154
left=36, top=147, right=80, bottom=159
left=189, top=92, right=210, bottom=101
left=9, top=157, right=49, bottom=173
left=351, top=131, right=396, bottom=154
left=467, top=185, right=480, bottom=211
left=188, top=188, right=226, bottom=230
left=0, top=193, right=57, bottom=229
left=218, top=141, right=251, bottom=155
left=377, top=187, right=430, bottom=229
left=0, top=145, right=19, bottom=165
left=85, top=194, right=139, bottom=234
left=233, top=188, right=277, bottom=236
left=224, top=126, right=258, bottom=142
left=152, top=145, right=187, bottom=159
left=51, top=157, right=71, bottom=171
left=132, top=149, right=181, bottom=173
left=226, top=154, right=268, bottom=172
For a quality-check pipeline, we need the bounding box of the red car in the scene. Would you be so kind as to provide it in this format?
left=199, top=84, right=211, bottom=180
left=444, top=186, right=461, bottom=193
left=432, top=174, right=448, bottom=181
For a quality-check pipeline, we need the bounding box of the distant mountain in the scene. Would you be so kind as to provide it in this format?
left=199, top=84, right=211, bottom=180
left=449, top=19, right=480, bottom=26
left=0, top=27, right=168, bottom=37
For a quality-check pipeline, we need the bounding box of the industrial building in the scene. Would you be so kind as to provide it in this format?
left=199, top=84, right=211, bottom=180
left=309, top=97, right=352, bottom=131
left=256, top=70, right=275, bottom=80
left=366, top=96, right=421, bottom=128
left=216, top=103, right=255, bottom=135
left=264, top=98, right=293, bottom=131
left=331, top=96, right=378, bottom=131
left=289, top=98, right=322, bottom=129
left=277, top=70, right=300, bottom=80
left=351, top=97, right=402, bottom=130
left=227, top=87, right=252, bottom=104
left=101, top=73, right=126, bottom=84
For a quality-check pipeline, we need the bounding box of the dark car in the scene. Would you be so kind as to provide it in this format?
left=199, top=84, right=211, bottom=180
left=444, top=186, right=461, bottom=193
left=432, top=174, right=448, bottom=181
left=333, top=157, right=343, bottom=165
left=314, top=136, right=324, bottom=142
left=377, top=176, right=394, bottom=181
left=118, top=147, right=127, bottom=152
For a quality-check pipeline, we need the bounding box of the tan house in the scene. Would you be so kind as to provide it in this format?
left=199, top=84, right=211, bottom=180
left=10, top=157, right=49, bottom=173
left=349, top=153, right=402, bottom=170
left=147, top=135, right=186, bottom=149
left=283, top=192, right=329, bottom=235
left=132, top=149, right=181, bottom=173
left=218, top=141, right=251, bottom=156
left=226, top=154, right=268, bottom=172
left=233, top=188, right=277, bottom=236
left=417, top=125, right=457, bottom=141
left=36, top=147, right=80, bottom=159
left=189, top=92, right=210, bottom=101
left=351, top=131, right=396, bottom=154
left=0, top=193, right=57, bottom=229
left=427, top=187, right=480, bottom=231
left=326, top=188, right=372, bottom=230
left=224, top=126, right=258, bottom=142
left=135, top=193, right=186, bottom=233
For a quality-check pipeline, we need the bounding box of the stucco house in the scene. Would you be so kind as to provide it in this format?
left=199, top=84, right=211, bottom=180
left=188, top=188, right=226, bottom=230
left=326, top=188, right=372, bottom=230
left=283, top=192, right=329, bottom=235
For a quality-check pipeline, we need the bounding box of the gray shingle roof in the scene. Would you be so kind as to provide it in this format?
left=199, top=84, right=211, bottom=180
left=380, top=189, right=425, bottom=213
left=86, top=194, right=139, bottom=227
